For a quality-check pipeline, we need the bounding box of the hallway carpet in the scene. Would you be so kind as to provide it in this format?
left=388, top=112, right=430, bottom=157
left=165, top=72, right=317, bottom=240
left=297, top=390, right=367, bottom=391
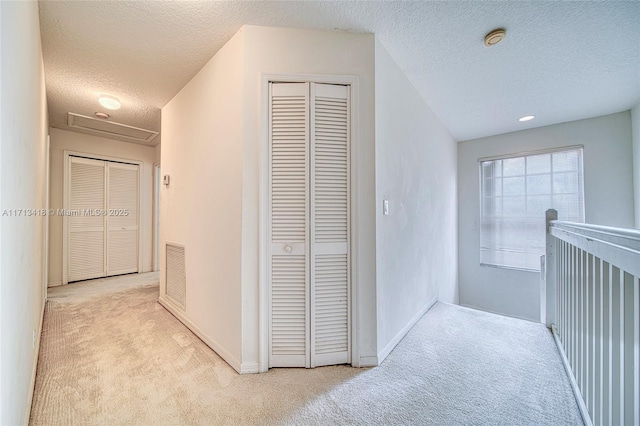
left=30, top=273, right=582, bottom=425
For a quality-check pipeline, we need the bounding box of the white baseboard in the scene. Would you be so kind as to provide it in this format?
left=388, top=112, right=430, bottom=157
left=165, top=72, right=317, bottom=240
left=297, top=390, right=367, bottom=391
left=157, top=296, right=248, bottom=375
left=25, top=299, right=46, bottom=423
left=240, top=362, right=260, bottom=374
left=377, top=295, right=438, bottom=365
left=358, top=356, right=379, bottom=367
left=47, top=281, right=62, bottom=287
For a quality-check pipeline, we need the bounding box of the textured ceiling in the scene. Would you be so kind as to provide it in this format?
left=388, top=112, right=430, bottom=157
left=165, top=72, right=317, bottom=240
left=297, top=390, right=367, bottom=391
left=39, top=1, right=640, bottom=144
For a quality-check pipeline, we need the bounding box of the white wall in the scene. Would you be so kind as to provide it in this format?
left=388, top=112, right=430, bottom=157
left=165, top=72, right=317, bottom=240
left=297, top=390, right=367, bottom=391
left=161, top=30, right=245, bottom=369
left=162, top=25, right=377, bottom=371
left=47, top=128, right=156, bottom=286
left=458, top=112, right=634, bottom=321
left=0, top=1, right=48, bottom=423
left=632, top=104, right=640, bottom=228
left=374, top=40, right=457, bottom=361
left=241, top=26, right=377, bottom=368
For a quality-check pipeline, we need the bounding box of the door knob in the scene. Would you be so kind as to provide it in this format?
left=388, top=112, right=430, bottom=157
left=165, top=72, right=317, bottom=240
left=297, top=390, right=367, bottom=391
left=284, top=245, right=292, bottom=253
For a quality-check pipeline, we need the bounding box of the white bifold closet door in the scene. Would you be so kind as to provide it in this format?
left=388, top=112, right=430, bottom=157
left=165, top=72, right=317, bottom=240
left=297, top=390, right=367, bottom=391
left=68, top=156, right=139, bottom=282
left=106, top=162, right=139, bottom=275
left=269, top=82, right=350, bottom=368
left=69, top=157, right=107, bottom=281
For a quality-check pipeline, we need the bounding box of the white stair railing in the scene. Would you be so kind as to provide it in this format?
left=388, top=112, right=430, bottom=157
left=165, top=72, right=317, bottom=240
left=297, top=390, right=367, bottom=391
left=543, top=209, right=640, bottom=426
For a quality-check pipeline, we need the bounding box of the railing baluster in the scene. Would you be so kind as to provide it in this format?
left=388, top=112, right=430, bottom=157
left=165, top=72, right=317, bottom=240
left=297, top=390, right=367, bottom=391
left=611, top=266, right=623, bottom=425
left=584, top=250, right=590, bottom=409
left=575, top=245, right=580, bottom=376
left=586, top=254, right=596, bottom=413
left=594, top=256, right=602, bottom=426
left=623, top=272, right=638, bottom=426
left=603, top=261, right=611, bottom=425
left=568, top=245, right=573, bottom=370
left=578, top=250, right=587, bottom=398
left=559, top=240, right=564, bottom=341
left=546, top=214, right=640, bottom=426
left=579, top=248, right=584, bottom=392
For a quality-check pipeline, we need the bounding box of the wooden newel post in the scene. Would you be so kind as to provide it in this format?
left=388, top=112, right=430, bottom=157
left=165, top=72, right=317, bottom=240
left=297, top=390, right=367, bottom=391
left=543, top=209, right=558, bottom=327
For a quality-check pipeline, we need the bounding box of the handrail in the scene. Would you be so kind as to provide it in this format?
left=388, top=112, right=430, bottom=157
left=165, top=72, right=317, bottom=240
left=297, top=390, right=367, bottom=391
left=549, top=220, right=640, bottom=278
left=544, top=209, right=640, bottom=426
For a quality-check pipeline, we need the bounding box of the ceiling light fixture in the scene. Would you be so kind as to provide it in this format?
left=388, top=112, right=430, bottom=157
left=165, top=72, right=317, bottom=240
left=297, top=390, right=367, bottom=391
left=518, top=115, right=536, bottom=122
left=98, top=95, right=121, bottom=110
left=484, top=28, right=506, bottom=47
left=95, top=112, right=110, bottom=119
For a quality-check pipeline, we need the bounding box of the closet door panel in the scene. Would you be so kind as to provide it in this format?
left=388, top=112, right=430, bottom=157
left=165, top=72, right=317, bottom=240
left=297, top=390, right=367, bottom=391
left=106, top=162, right=139, bottom=275
left=310, top=83, right=350, bottom=367
left=68, top=157, right=106, bottom=281
left=269, top=82, right=310, bottom=368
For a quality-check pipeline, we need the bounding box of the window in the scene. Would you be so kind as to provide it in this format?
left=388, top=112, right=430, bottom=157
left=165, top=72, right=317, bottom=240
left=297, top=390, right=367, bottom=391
left=480, top=147, right=584, bottom=271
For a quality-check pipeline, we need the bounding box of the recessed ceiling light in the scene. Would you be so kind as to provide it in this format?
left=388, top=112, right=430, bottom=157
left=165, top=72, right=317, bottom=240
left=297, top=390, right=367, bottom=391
left=484, top=28, right=506, bottom=47
left=98, top=95, right=121, bottom=110
left=95, top=112, right=110, bottom=119
left=518, top=115, right=536, bottom=122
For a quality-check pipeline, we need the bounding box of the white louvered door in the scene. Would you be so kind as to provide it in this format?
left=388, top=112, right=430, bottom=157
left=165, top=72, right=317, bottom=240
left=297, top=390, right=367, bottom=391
left=68, top=157, right=107, bottom=281
left=310, top=83, right=350, bottom=367
left=268, top=82, right=350, bottom=368
left=67, top=156, right=140, bottom=283
left=269, top=82, right=310, bottom=368
left=106, top=162, right=139, bottom=275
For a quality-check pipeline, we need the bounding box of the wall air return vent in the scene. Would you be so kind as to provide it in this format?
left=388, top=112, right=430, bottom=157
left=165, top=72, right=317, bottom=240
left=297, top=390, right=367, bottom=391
left=67, top=113, right=159, bottom=145
left=166, top=243, right=186, bottom=309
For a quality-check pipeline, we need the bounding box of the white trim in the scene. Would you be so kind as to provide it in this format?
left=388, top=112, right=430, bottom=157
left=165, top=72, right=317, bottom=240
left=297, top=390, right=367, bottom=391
left=62, top=150, right=143, bottom=285
left=43, top=134, right=50, bottom=304
left=358, top=356, right=379, bottom=367
left=258, top=80, right=269, bottom=372
left=258, top=73, right=360, bottom=372
left=552, top=325, right=594, bottom=426
left=158, top=296, right=248, bottom=374
left=25, top=299, right=46, bottom=423
left=152, top=163, right=160, bottom=272
left=377, top=295, right=438, bottom=364
left=477, top=144, right=584, bottom=163
left=240, top=363, right=260, bottom=374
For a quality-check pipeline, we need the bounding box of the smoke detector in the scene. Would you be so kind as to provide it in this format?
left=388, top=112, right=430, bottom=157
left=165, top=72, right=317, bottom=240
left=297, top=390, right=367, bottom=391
left=484, top=29, right=506, bottom=47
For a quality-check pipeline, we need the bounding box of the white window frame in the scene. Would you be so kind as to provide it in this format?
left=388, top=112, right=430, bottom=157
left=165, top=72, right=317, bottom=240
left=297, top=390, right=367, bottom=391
left=478, top=145, right=585, bottom=272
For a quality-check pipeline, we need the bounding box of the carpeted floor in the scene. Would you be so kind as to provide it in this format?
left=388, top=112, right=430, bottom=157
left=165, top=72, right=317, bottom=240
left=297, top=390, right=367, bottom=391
left=30, top=273, right=583, bottom=425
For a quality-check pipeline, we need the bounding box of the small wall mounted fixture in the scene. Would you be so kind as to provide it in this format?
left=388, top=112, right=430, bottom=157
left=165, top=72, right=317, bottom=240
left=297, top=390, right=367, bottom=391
left=484, top=28, right=506, bottom=47
left=163, top=174, right=170, bottom=186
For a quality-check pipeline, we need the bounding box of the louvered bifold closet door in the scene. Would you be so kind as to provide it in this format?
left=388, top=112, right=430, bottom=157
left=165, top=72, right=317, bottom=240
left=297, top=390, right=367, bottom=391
left=269, top=82, right=310, bottom=368
left=68, top=157, right=106, bottom=281
left=106, top=162, right=139, bottom=275
left=310, top=83, right=350, bottom=367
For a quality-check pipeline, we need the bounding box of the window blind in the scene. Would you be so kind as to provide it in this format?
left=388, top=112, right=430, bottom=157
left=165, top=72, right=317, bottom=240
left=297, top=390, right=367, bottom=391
left=480, top=148, right=584, bottom=271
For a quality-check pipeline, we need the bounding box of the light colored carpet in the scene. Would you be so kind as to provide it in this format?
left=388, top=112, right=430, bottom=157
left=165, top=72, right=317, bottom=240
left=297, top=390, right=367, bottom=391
left=30, top=273, right=583, bottom=425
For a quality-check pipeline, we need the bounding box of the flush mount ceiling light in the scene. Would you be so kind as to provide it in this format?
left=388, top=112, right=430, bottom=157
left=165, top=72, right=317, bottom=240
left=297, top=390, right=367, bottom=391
left=484, top=28, right=506, bottom=47
left=518, top=115, right=536, bottom=122
left=95, top=112, right=110, bottom=119
left=98, top=95, right=121, bottom=110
